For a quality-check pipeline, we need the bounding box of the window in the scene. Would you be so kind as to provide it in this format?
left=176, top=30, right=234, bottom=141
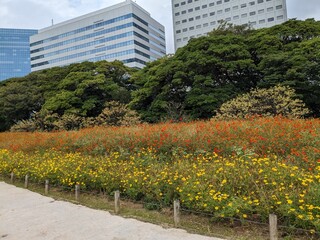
left=210, top=21, right=216, bottom=25
left=225, top=8, right=230, bottom=12
left=195, top=6, right=200, bottom=10
left=250, top=11, right=256, bottom=16
left=258, top=9, right=264, bottom=14
left=189, top=26, right=194, bottom=30
left=209, top=2, right=214, bottom=7
left=189, top=17, right=194, bottom=21
left=276, top=5, right=283, bottom=10
left=217, top=10, right=223, bottom=14
left=196, top=24, right=201, bottom=29
left=233, top=5, right=238, bottom=10
left=174, top=3, right=179, bottom=7
left=225, top=17, right=231, bottom=21
left=175, top=12, right=180, bottom=16
left=241, top=13, right=247, bottom=18
left=277, top=15, right=284, bottom=20
left=188, top=8, right=193, bottom=12
left=202, top=4, right=207, bottom=8
left=175, top=21, right=181, bottom=25
left=267, top=7, right=273, bottom=12
left=203, top=14, right=208, bottom=18
left=182, top=28, right=187, bottom=32
left=196, top=15, right=201, bottom=19
left=176, top=30, right=181, bottom=34
left=182, top=10, right=187, bottom=14
left=181, top=1, right=186, bottom=5
left=233, top=15, right=239, bottom=20
left=241, top=3, right=246, bottom=8
left=259, top=19, right=265, bottom=24
left=203, top=23, right=209, bottom=27
left=268, top=17, right=274, bottom=22
left=210, top=12, right=215, bottom=16
left=257, top=0, right=263, bottom=3
left=249, top=1, right=255, bottom=6
left=182, top=19, right=187, bottom=23
left=217, top=1, right=222, bottom=4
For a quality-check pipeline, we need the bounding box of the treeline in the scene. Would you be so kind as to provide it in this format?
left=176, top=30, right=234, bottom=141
left=0, top=19, right=320, bottom=131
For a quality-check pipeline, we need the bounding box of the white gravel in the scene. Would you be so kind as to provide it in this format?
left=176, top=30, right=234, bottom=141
left=0, top=182, right=224, bottom=240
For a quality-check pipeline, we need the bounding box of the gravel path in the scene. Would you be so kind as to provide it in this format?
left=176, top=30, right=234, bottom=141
left=0, top=182, right=224, bottom=240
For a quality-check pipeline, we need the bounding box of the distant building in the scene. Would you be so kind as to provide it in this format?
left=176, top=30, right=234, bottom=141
left=0, top=28, right=38, bottom=81
left=172, top=0, right=288, bottom=50
left=30, top=0, right=166, bottom=71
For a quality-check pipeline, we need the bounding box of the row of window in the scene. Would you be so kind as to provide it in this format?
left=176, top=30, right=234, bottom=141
left=175, top=5, right=282, bottom=26
left=174, top=0, right=277, bottom=8
left=31, top=22, right=148, bottom=54
left=175, top=3, right=283, bottom=17
left=31, top=23, right=165, bottom=57
left=176, top=14, right=283, bottom=35
left=32, top=49, right=149, bottom=69
left=31, top=41, right=150, bottom=68
left=31, top=14, right=149, bottom=47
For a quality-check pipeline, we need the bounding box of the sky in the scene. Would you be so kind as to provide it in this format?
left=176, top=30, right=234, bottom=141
left=1, top=0, right=320, bottom=53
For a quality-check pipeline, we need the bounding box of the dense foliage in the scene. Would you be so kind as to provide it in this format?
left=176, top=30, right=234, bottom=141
left=0, top=61, right=135, bottom=131
left=0, top=117, right=319, bottom=231
left=215, top=85, right=310, bottom=119
left=130, top=19, right=320, bottom=122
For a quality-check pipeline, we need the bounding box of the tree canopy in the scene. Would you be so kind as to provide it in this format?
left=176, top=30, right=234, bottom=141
left=130, top=19, right=320, bottom=122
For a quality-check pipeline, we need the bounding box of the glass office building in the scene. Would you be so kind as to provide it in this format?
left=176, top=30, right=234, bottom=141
left=30, top=0, right=166, bottom=71
left=172, top=0, right=288, bottom=50
left=0, top=28, right=38, bottom=81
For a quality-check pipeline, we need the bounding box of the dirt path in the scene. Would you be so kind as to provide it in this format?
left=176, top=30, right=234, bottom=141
left=0, top=182, right=224, bottom=240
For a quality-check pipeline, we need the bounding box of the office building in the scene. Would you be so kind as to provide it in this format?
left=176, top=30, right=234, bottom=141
left=0, top=28, right=38, bottom=81
left=30, top=0, right=166, bottom=71
left=172, top=0, right=288, bottom=50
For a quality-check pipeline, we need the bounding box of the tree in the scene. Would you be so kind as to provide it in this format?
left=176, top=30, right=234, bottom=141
left=215, top=85, right=310, bottom=119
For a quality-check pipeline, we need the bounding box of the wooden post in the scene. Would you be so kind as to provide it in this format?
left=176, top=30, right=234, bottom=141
left=75, top=184, right=80, bottom=201
left=45, top=180, right=49, bottom=195
left=174, top=200, right=180, bottom=227
left=10, top=172, right=14, bottom=183
left=114, top=190, right=120, bottom=214
left=24, top=175, right=29, bottom=188
left=269, top=214, right=278, bottom=240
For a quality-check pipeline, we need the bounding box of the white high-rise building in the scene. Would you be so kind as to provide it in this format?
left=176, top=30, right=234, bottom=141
left=172, top=0, right=287, bottom=50
left=30, top=0, right=166, bottom=71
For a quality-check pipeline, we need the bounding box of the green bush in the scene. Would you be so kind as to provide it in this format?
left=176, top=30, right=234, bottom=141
left=215, top=85, right=310, bottom=119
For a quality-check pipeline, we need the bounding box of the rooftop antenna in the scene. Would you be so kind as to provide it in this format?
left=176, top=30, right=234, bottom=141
left=51, top=19, right=54, bottom=26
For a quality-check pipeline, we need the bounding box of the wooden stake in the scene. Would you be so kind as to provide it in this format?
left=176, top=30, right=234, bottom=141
left=269, top=214, right=278, bottom=240
left=75, top=184, right=80, bottom=201
left=24, top=175, right=29, bottom=188
left=45, top=180, right=49, bottom=195
left=174, top=200, right=180, bottom=227
left=114, top=190, right=120, bottom=214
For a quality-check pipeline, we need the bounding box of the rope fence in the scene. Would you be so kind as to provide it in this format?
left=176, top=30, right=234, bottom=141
left=2, top=172, right=319, bottom=240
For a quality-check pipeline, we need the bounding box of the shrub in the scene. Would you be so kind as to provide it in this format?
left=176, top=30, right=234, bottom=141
left=53, top=114, right=84, bottom=131
left=215, top=85, right=310, bottom=119
left=95, top=101, right=140, bottom=127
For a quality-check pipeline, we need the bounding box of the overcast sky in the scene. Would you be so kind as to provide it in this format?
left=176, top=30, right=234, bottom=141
left=1, top=0, right=319, bottom=53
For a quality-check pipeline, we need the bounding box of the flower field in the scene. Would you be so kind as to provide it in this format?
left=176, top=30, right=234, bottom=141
left=0, top=117, right=319, bottom=231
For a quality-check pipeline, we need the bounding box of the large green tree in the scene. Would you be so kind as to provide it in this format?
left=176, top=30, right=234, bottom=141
left=130, top=19, right=320, bottom=121
left=0, top=60, right=133, bottom=131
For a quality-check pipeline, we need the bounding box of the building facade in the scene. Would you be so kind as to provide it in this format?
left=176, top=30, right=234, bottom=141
left=30, top=0, right=166, bottom=71
left=0, top=28, right=38, bottom=81
left=172, top=0, right=287, bottom=50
